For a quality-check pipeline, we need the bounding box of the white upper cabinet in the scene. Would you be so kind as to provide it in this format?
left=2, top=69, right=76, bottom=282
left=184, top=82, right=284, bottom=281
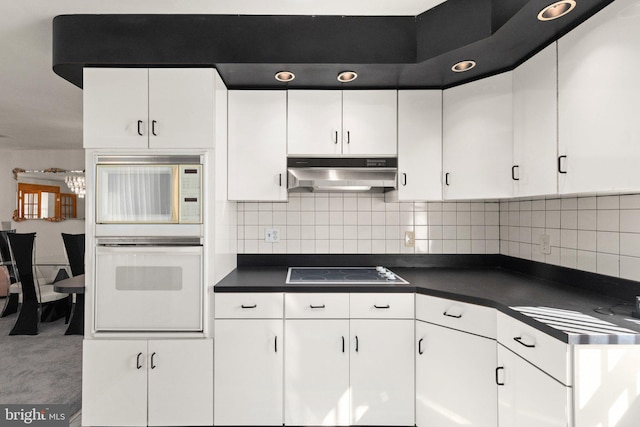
left=558, top=0, right=640, bottom=194
left=443, top=72, right=514, bottom=200
left=228, top=90, right=287, bottom=201
left=288, top=90, right=343, bottom=156
left=287, top=90, right=397, bottom=157
left=342, top=91, right=397, bottom=156
left=513, top=43, right=558, bottom=197
left=397, top=90, right=443, bottom=201
left=147, top=68, right=215, bottom=149
left=83, top=68, right=215, bottom=149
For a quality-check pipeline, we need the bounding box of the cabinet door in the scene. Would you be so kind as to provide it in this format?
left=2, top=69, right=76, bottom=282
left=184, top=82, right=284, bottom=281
left=147, top=340, right=213, bottom=426
left=285, top=319, right=350, bottom=426
left=415, top=321, right=497, bottom=427
left=398, top=90, right=443, bottom=201
left=148, top=68, right=215, bottom=149
left=342, top=91, right=397, bottom=156
left=497, top=344, right=570, bottom=427
left=228, top=91, right=287, bottom=201
left=443, top=72, right=513, bottom=200
left=513, top=43, right=558, bottom=197
left=558, top=0, right=640, bottom=194
left=214, top=319, right=283, bottom=425
left=288, top=90, right=343, bottom=156
left=83, top=68, right=149, bottom=148
left=350, top=319, right=414, bottom=426
left=82, top=340, right=148, bottom=427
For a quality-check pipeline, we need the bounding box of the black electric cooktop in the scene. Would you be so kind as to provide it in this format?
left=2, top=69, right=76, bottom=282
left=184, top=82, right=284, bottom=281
left=286, top=267, right=409, bottom=285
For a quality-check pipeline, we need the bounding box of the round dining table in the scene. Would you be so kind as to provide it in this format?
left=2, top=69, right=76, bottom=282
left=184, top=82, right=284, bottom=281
left=53, top=273, right=85, bottom=335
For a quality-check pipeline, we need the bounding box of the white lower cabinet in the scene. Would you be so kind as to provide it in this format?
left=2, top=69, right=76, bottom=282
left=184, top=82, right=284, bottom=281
left=349, top=319, right=415, bottom=426
left=497, top=344, right=570, bottom=427
left=214, top=319, right=284, bottom=425
left=284, top=319, right=350, bottom=426
left=415, top=321, right=497, bottom=427
left=82, top=339, right=213, bottom=427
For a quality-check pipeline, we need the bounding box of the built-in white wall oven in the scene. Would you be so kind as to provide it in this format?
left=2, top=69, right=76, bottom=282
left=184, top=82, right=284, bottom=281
left=94, top=236, right=203, bottom=332
left=95, top=155, right=202, bottom=224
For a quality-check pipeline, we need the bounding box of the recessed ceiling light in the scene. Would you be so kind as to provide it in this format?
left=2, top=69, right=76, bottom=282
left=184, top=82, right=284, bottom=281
left=451, top=60, right=476, bottom=73
left=274, top=71, right=295, bottom=82
left=537, top=0, right=576, bottom=21
left=337, top=71, right=358, bottom=83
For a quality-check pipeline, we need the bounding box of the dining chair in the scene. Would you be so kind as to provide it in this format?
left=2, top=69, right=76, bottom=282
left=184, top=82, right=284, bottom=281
left=61, top=233, right=85, bottom=324
left=7, top=232, right=39, bottom=335
left=0, top=230, right=19, bottom=318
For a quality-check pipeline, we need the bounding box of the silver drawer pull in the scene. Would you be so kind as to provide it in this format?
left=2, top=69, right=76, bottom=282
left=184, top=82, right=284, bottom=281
left=514, top=336, right=535, bottom=348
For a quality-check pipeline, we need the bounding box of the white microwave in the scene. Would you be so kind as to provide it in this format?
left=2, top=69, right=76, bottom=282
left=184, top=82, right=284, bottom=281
left=96, top=155, right=202, bottom=224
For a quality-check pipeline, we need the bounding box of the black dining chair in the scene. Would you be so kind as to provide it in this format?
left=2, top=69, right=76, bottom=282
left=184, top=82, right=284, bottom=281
left=61, top=233, right=85, bottom=324
left=0, top=230, right=19, bottom=318
left=7, top=232, right=39, bottom=335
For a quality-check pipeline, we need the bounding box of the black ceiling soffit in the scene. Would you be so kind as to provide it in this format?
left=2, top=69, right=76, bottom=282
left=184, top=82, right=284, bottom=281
left=52, top=0, right=614, bottom=90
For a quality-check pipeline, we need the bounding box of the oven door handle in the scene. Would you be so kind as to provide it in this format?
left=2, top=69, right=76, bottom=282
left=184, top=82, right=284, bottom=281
left=96, top=236, right=202, bottom=247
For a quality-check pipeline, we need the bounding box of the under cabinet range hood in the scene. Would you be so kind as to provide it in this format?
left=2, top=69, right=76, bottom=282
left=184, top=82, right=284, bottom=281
left=287, top=158, right=397, bottom=193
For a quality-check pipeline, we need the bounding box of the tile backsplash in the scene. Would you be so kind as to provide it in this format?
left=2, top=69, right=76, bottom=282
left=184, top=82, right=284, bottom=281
left=237, top=192, right=640, bottom=282
left=499, top=194, right=640, bottom=282
left=237, top=193, right=500, bottom=255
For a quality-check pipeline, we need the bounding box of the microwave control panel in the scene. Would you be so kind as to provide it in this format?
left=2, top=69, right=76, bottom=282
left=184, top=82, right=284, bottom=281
left=179, top=165, right=202, bottom=223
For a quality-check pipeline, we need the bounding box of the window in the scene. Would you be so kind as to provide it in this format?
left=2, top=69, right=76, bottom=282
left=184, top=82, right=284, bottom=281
left=17, top=183, right=73, bottom=220
left=60, top=193, right=77, bottom=219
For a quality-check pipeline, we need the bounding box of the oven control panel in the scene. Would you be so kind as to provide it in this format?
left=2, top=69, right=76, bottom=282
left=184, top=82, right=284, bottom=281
left=179, top=165, right=202, bottom=223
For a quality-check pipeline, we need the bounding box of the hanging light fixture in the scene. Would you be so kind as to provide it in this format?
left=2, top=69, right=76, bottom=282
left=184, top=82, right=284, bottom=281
left=65, top=174, right=86, bottom=198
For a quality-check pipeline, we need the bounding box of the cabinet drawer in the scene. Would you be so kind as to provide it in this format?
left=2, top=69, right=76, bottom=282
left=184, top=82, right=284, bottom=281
left=497, top=312, right=571, bottom=386
left=416, top=294, right=496, bottom=339
left=350, top=293, right=414, bottom=319
left=285, top=293, right=349, bottom=318
left=215, top=293, right=283, bottom=318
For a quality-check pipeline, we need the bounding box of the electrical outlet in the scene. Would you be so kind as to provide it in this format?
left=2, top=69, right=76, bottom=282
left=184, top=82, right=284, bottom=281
left=540, top=233, right=551, bottom=255
left=265, top=228, right=280, bottom=242
left=404, top=231, right=415, bottom=247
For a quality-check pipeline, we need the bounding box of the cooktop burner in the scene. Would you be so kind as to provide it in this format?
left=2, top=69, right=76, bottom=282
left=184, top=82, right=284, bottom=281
left=286, top=267, right=409, bottom=285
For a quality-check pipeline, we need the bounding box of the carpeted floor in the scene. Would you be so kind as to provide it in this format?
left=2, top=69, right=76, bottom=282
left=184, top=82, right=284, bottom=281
left=0, top=305, right=82, bottom=415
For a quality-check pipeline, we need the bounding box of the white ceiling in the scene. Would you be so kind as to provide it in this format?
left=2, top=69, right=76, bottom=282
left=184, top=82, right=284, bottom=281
left=0, top=0, right=445, bottom=151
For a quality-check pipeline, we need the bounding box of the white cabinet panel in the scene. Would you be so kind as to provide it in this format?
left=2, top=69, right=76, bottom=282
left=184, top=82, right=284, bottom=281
left=284, top=320, right=350, bottom=426
left=288, top=90, right=343, bottom=156
left=82, top=340, right=148, bottom=427
left=443, top=72, right=513, bottom=200
left=350, top=319, right=414, bottom=426
left=83, top=68, right=149, bottom=149
left=497, top=344, right=570, bottom=427
left=228, top=90, right=287, bottom=201
left=416, top=321, right=497, bottom=427
left=147, top=340, right=213, bottom=426
left=342, top=91, right=397, bottom=156
left=513, top=43, right=558, bottom=197
left=350, top=292, right=414, bottom=319
left=558, top=0, right=640, bottom=194
left=214, top=319, right=283, bottom=425
left=148, top=68, right=214, bottom=149
left=397, top=90, right=443, bottom=201
left=416, top=294, right=496, bottom=339
left=215, top=292, right=284, bottom=318
left=285, top=293, right=349, bottom=318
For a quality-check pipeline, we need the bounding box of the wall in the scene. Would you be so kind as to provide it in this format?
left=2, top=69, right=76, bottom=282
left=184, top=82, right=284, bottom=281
left=499, top=194, right=640, bottom=282
left=237, top=192, right=500, bottom=254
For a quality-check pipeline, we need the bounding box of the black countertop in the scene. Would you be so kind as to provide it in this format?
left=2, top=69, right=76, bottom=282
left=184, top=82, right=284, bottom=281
left=215, top=264, right=640, bottom=344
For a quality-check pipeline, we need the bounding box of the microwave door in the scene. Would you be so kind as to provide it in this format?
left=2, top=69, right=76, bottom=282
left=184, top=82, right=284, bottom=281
left=96, top=165, right=179, bottom=223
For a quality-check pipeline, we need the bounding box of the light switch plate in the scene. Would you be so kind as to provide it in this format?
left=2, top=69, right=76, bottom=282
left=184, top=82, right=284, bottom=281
left=265, top=228, right=280, bottom=242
